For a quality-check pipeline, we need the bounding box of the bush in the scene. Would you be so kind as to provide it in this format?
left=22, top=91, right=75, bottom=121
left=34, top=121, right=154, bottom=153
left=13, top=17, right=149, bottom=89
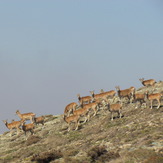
left=26, top=135, right=41, bottom=146
left=87, top=145, right=120, bottom=162
left=31, top=149, right=63, bottom=163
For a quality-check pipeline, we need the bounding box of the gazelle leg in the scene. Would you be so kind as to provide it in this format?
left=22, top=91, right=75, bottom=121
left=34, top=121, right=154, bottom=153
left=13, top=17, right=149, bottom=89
left=93, top=109, right=97, bottom=116
left=119, top=111, right=122, bottom=118
left=111, top=112, right=113, bottom=121
left=68, top=123, right=71, bottom=132
left=157, top=100, right=160, bottom=109
left=135, top=102, right=138, bottom=109
left=83, top=117, right=87, bottom=123
left=87, top=114, right=90, bottom=122
left=150, top=100, right=153, bottom=109
left=10, top=130, right=13, bottom=137
left=75, top=122, right=79, bottom=131
left=31, top=129, right=34, bottom=135
left=17, top=128, right=20, bottom=135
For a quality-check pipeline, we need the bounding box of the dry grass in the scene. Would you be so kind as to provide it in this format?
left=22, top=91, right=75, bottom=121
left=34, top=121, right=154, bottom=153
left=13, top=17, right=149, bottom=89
left=0, top=82, right=163, bottom=162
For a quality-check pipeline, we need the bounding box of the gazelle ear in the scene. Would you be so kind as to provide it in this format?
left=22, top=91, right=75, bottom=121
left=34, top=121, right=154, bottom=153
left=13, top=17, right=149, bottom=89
left=2, top=120, right=7, bottom=123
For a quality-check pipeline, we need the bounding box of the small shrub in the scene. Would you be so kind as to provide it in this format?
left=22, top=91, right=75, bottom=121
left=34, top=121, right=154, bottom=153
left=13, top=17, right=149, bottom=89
left=63, top=157, right=90, bottom=163
left=26, top=135, right=41, bottom=146
left=125, top=148, right=163, bottom=163
left=87, top=145, right=107, bottom=161
left=31, top=149, right=63, bottom=163
left=63, top=148, right=79, bottom=157
left=87, top=145, right=120, bottom=162
left=144, top=155, right=163, bottom=163
left=40, top=130, right=49, bottom=137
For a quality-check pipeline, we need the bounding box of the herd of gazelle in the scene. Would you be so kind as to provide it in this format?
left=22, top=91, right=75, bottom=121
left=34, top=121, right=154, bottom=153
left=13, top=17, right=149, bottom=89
left=3, top=110, right=45, bottom=137
left=2, top=78, right=162, bottom=135
left=63, top=78, right=163, bottom=131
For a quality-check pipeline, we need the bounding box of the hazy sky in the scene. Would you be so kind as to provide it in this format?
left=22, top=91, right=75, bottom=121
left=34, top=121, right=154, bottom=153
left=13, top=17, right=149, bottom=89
left=0, top=0, right=163, bottom=134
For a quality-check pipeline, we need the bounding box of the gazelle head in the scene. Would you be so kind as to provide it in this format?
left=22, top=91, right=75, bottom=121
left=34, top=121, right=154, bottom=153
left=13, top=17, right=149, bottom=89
left=2, top=120, right=8, bottom=125
left=139, top=78, right=144, bottom=82
left=115, top=86, right=120, bottom=91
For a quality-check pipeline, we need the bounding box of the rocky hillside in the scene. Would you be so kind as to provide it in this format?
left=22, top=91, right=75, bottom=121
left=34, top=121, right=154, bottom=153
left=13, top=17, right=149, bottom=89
left=0, top=82, right=163, bottom=163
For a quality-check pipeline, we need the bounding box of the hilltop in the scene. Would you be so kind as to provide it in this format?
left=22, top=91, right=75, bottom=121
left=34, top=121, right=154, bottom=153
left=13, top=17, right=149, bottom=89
left=0, top=82, right=163, bottom=163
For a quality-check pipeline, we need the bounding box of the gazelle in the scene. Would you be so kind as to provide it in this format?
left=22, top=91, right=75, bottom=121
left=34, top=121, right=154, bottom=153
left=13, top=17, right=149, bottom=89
left=146, top=91, right=162, bottom=109
left=22, top=121, right=35, bottom=138
left=63, top=114, right=80, bottom=131
left=107, top=102, right=123, bottom=121
left=3, top=119, right=24, bottom=136
left=100, top=89, right=116, bottom=96
left=90, top=91, right=108, bottom=102
left=16, top=110, right=35, bottom=122
left=77, top=94, right=92, bottom=106
left=34, top=116, right=45, bottom=126
left=73, top=106, right=91, bottom=124
left=73, top=101, right=99, bottom=123
left=64, top=102, right=78, bottom=117
left=90, top=90, right=116, bottom=104
left=115, top=86, right=135, bottom=103
left=133, top=92, right=147, bottom=108
left=139, top=78, right=156, bottom=87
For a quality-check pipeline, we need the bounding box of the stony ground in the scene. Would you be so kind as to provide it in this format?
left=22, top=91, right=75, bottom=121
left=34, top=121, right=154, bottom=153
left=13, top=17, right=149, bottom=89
left=0, top=82, right=163, bottom=163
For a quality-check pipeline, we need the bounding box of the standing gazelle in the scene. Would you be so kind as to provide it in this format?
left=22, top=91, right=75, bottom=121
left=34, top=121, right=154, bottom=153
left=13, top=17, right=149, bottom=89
left=22, top=121, right=35, bottom=139
left=107, top=102, right=123, bottom=121
left=3, top=119, right=24, bottom=136
left=115, top=86, right=135, bottom=103
left=146, top=91, right=162, bottom=109
left=133, top=92, right=147, bottom=108
left=16, top=110, right=35, bottom=123
left=139, top=78, right=156, bottom=87
left=90, top=90, right=116, bottom=103
left=63, top=114, right=80, bottom=131
left=77, top=94, right=92, bottom=106
left=64, top=102, right=78, bottom=117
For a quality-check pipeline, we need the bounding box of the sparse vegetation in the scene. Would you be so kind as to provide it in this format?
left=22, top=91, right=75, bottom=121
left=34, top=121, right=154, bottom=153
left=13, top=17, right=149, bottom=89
left=0, top=81, right=163, bottom=162
left=31, top=149, right=63, bottom=163
left=87, top=145, right=120, bottom=163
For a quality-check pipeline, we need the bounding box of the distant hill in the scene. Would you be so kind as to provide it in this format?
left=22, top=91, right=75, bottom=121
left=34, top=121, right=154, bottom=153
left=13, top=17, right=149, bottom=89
left=0, top=81, right=163, bottom=163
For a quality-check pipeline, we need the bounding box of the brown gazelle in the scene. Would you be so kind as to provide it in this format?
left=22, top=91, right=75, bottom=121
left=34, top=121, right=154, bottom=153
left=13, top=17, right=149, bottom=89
left=63, top=114, right=80, bottom=131
left=133, top=92, right=147, bottom=108
left=146, top=91, right=162, bottom=109
left=3, top=119, right=24, bottom=136
left=139, top=78, right=156, bottom=87
left=22, top=121, right=35, bottom=138
left=16, top=110, right=35, bottom=122
left=107, top=102, right=123, bottom=121
left=73, top=101, right=100, bottom=123
left=34, top=116, right=45, bottom=126
left=90, top=91, right=107, bottom=102
left=64, top=102, right=78, bottom=117
left=100, top=89, right=116, bottom=97
left=90, top=90, right=116, bottom=103
left=102, top=90, right=116, bottom=101
left=115, top=86, right=135, bottom=103
left=73, top=106, right=91, bottom=124
left=77, top=94, right=92, bottom=106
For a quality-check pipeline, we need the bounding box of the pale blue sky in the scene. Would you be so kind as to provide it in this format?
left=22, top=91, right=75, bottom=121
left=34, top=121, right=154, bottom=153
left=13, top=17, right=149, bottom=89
left=0, top=0, right=163, bottom=133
